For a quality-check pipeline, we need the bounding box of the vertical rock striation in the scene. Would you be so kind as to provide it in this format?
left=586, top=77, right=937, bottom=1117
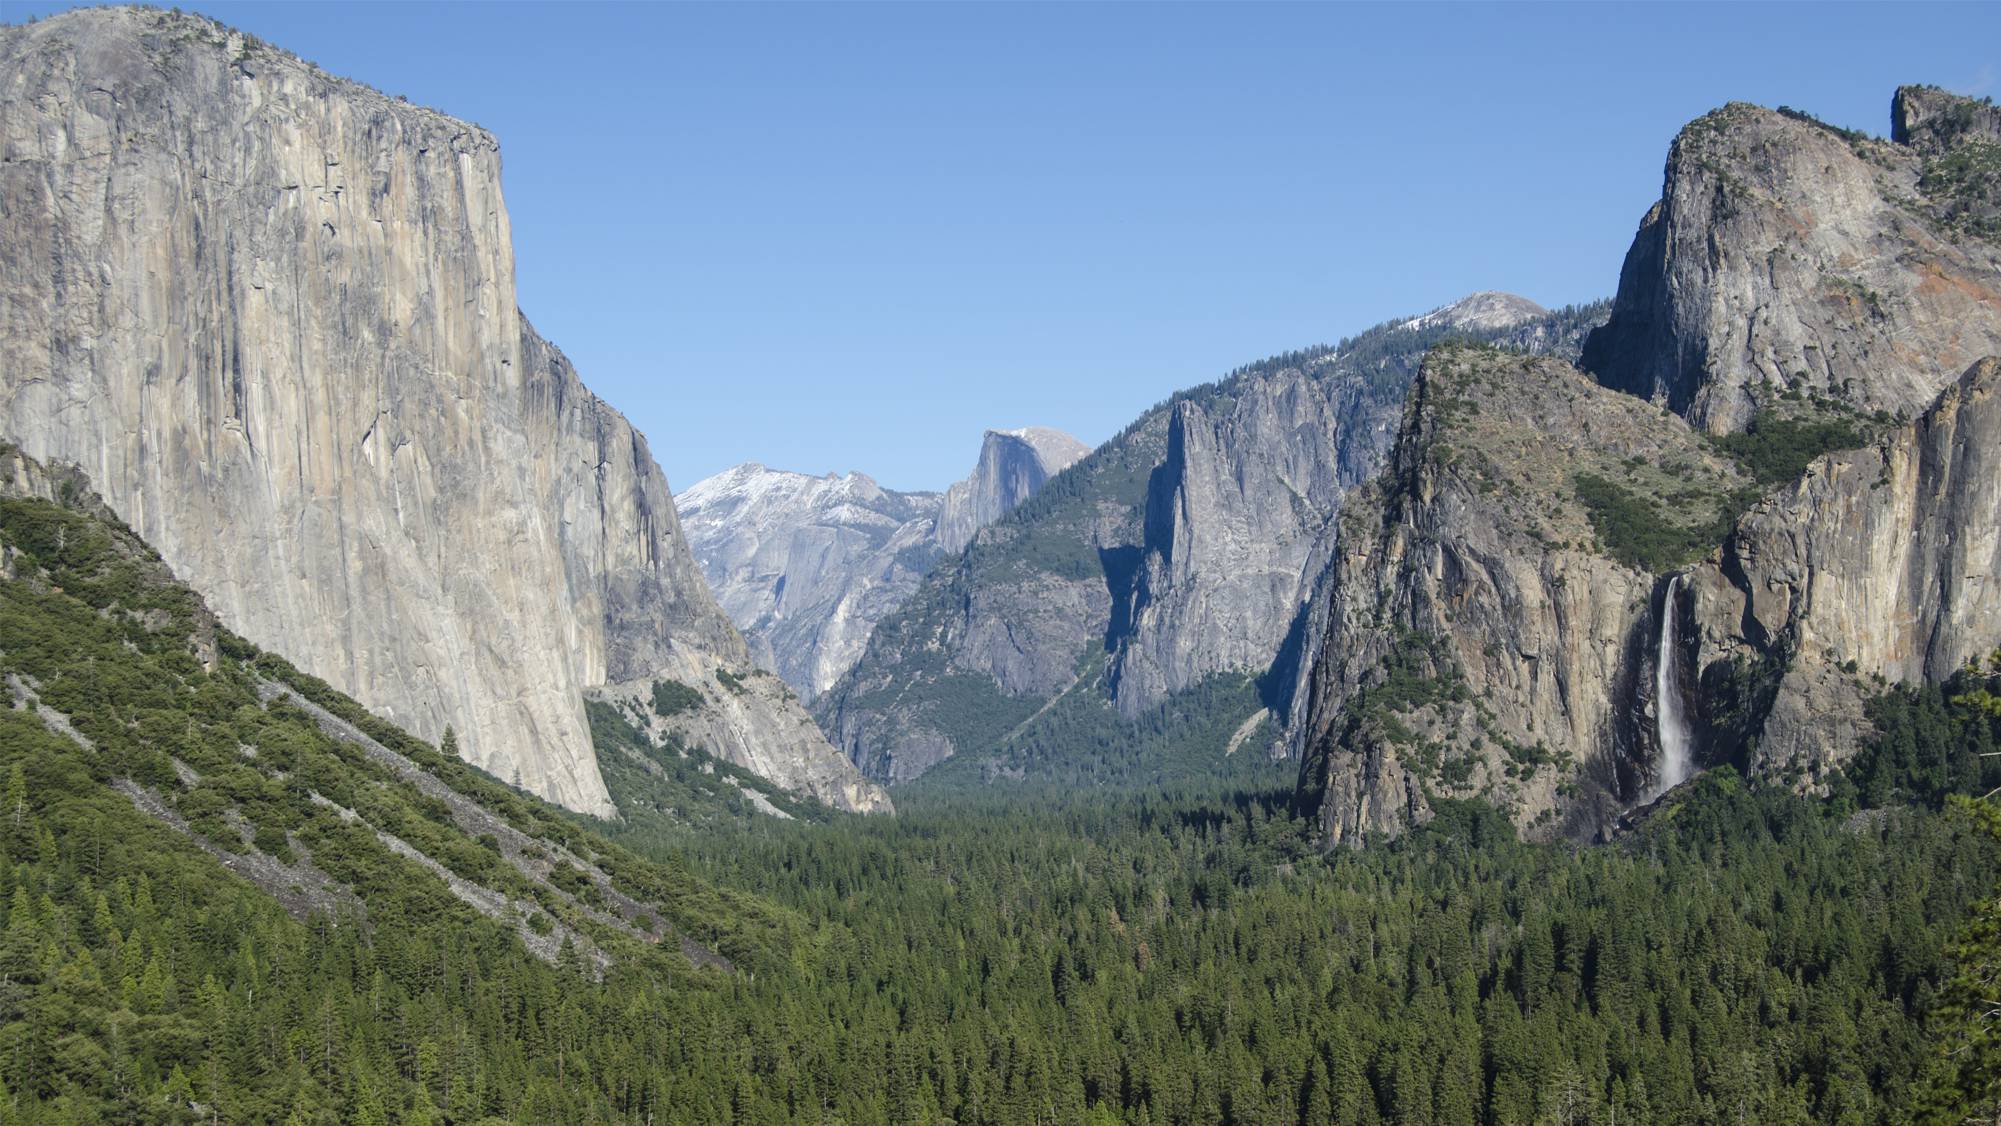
left=1684, top=357, right=2001, bottom=782
left=1290, top=348, right=1750, bottom=844
left=819, top=297, right=1603, bottom=783
left=1297, top=87, right=2001, bottom=845
left=0, top=7, right=885, bottom=814
left=1108, top=370, right=1391, bottom=716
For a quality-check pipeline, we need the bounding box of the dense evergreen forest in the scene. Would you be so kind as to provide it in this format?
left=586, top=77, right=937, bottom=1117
left=3, top=458, right=2000, bottom=1124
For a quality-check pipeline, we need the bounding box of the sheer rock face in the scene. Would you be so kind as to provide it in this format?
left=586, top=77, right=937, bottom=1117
left=1577, top=87, right=2001, bottom=793
left=1111, top=294, right=1570, bottom=721
left=1292, top=349, right=1748, bottom=845
left=1892, top=86, right=2001, bottom=155
left=676, top=426, right=1086, bottom=702
left=0, top=8, right=885, bottom=815
left=1581, top=94, right=2001, bottom=434
left=1685, top=358, right=2001, bottom=781
left=1108, top=373, right=1392, bottom=716
left=819, top=299, right=1601, bottom=784
left=932, top=428, right=1091, bottom=554
left=1297, top=89, right=2001, bottom=846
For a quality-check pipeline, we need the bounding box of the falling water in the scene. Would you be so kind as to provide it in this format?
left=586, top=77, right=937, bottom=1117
left=1649, top=574, right=1693, bottom=800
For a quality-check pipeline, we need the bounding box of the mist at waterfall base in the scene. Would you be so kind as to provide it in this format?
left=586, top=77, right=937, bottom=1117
left=1649, top=575, right=1696, bottom=801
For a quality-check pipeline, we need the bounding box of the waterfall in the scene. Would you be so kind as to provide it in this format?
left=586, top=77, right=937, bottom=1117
left=1649, top=574, right=1693, bottom=800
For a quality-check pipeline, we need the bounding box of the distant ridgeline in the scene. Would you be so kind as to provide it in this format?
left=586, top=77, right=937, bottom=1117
left=816, top=295, right=1611, bottom=790
left=0, top=5, right=1998, bottom=1123
left=6, top=434, right=2001, bottom=1123
left=677, top=426, right=1090, bottom=702
left=818, top=85, right=2001, bottom=853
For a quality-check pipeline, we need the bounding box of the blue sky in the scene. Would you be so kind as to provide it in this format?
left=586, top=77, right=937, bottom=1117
left=13, top=3, right=1999, bottom=491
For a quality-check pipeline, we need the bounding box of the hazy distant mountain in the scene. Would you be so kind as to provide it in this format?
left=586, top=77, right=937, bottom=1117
left=1399, top=291, right=1549, bottom=333
left=678, top=427, right=1089, bottom=699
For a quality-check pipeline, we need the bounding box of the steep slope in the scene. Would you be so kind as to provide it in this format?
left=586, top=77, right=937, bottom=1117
left=1582, top=90, right=2001, bottom=433
left=1682, top=356, right=2001, bottom=783
left=1297, top=87, right=2001, bottom=845
left=0, top=443, right=843, bottom=1115
left=0, top=8, right=884, bottom=814
left=818, top=298, right=1605, bottom=784
left=932, top=426, right=1092, bottom=553
left=1290, top=347, right=1754, bottom=844
left=676, top=426, right=1086, bottom=700
left=1579, top=85, right=2001, bottom=794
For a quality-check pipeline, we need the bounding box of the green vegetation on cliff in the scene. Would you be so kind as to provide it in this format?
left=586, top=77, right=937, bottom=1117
left=0, top=470, right=810, bottom=1122
left=1, top=463, right=1997, bottom=1124
left=821, top=302, right=1612, bottom=784
left=1836, top=651, right=2001, bottom=812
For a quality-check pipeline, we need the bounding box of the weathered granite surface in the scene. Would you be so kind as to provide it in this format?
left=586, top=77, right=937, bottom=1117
left=0, top=7, right=885, bottom=814
left=1583, top=90, right=2001, bottom=433
left=1290, top=348, right=1749, bottom=844
left=1685, top=357, right=2001, bottom=782
left=820, top=297, right=1602, bottom=783
left=1297, top=88, right=2001, bottom=844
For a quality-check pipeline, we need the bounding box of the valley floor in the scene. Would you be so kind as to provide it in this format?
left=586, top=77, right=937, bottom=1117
left=586, top=733, right=2001, bottom=1126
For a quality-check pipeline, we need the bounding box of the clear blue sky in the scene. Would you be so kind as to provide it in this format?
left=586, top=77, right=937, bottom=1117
left=14, top=3, right=1999, bottom=491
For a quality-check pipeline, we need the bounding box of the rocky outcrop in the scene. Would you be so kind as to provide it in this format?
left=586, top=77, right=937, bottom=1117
left=933, top=427, right=1091, bottom=554
left=1893, top=86, right=2001, bottom=155
left=1291, top=347, right=1751, bottom=844
left=1582, top=92, right=2001, bottom=433
left=1108, top=367, right=1396, bottom=715
left=1400, top=291, right=1549, bottom=333
left=676, top=426, right=1086, bottom=701
left=1575, top=85, right=2001, bottom=792
left=0, top=7, right=884, bottom=815
left=819, top=300, right=1608, bottom=783
left=590, top=662, right=893, bottom=815
left=1684, top=357, right=2001, bottom=781
left=1296, top=87, right=2001, bottom=846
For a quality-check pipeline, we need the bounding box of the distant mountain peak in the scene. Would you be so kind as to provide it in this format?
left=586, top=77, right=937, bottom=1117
left=1400, top=291, right=1549, bottom=334
left=676, top=425, right=1087, bottom=699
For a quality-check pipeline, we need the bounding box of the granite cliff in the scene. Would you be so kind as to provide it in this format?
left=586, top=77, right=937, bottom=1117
left=1297, top=87, right=2001, bottom=843
left=1581, top=92, right=2001, bottom=433
left=933, top=427, right=1091, bottom=554
left=1290, top=347, right=1753, bottom=844
left=676, top=427, right=1087, bottom=701
left=0, top=7, right=886, bottom=814
left=1682, top=356, right=2001, bottom=786
left=819, top=296, right=1606, bottom=784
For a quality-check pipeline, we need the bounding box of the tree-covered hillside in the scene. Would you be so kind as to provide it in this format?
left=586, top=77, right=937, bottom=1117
left=0, top=453, right=813, bottom=1122
left=4, top=448, right=1998, bottom=1124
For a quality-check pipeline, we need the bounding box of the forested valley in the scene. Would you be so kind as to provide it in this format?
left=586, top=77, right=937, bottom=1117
left=3, top=450, right=1997, bottom=1122
left=2, top=9, right=1999, bottom=1124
